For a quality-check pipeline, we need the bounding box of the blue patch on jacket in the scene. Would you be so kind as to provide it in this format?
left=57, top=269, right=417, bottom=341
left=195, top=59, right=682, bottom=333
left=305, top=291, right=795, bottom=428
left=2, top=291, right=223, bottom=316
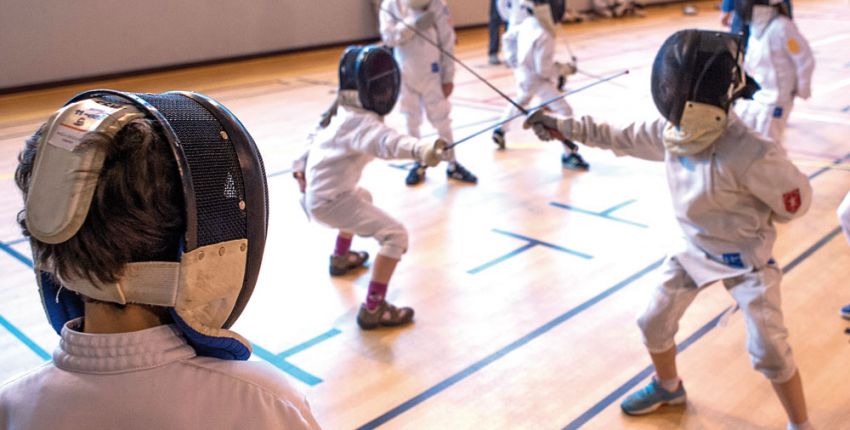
left=722, top=253, right=745, bottom=269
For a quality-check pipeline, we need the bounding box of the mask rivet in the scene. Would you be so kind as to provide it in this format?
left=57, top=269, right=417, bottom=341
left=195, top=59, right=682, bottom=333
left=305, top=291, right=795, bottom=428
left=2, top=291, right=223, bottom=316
left=240, top=243, right=247, bottom=252
left=239, top=200, right=246, bottom=210
left=198, top=251, right=205, bottom=260
left=220, top=130, right=229, bottom=140
left=219, top=247, right=226, bottom=256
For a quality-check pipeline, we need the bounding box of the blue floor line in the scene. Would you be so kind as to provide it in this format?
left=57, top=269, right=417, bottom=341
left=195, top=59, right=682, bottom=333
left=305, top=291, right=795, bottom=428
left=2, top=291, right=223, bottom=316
left=356, top=257, right=665, bottom=430
left=563, top=311, right=726, bottom=430
left=278, top=328, right=342, bottom=358
left=492, top=229, right=593, bottom=259
left=808, top=151, right=850, bottom=180
left=562, top=225, right=843, bottom=428
left=550, top=202, right=648, bottom=229
left=5, top=237, right=28, bottom=246
left=251, top=342, right=323, bottom=386
left=268, top=168, right=294, bottom=178
left=0, top=241, right=33, bottom=268
left=0, top=314, right=51, bottom=360
left=600, top=199, right=637, bottom=216
left=468, top=243, right=537, bottom=275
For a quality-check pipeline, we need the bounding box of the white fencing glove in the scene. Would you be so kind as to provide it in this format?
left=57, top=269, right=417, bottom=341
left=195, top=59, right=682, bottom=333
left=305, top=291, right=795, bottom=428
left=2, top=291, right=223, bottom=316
left=556, top=61, right=578, bottom=77
left=523, top=110, right=565, bottom=141
left=413, top=138, right=448, bottom=167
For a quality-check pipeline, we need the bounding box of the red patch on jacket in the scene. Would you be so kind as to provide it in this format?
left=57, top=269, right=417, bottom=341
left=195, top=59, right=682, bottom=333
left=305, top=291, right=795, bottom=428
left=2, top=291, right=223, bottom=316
left=783, top=189, right=801, bottom=213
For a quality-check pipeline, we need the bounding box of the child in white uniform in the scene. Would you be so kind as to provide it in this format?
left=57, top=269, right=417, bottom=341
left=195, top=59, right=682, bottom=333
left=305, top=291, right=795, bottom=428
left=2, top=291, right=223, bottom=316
left=380, top=0, right=478, bottom=186
left=735, top=0, right=814, bottom=144
left=294, top=45, right=447, bottom=329
left=527, top=29, right=815, bottom=430
left=493, top=0, right=588, bottom=170
left=2, top=91, right=320, bottom=429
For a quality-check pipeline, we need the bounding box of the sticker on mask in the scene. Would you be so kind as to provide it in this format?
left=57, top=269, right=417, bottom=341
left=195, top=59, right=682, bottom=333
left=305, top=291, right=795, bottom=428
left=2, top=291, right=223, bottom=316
left=48, top=99, right=121, bottom=152
left=772, top=106, right=784, bottom=118
left=783, top=188, right=801, bottom=213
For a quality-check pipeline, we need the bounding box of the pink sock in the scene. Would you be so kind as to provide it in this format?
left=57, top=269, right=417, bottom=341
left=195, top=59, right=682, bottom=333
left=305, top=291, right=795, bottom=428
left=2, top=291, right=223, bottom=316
left=366, top=281, right=388, bottom=311
left=334, top=235, right=352, bottom=256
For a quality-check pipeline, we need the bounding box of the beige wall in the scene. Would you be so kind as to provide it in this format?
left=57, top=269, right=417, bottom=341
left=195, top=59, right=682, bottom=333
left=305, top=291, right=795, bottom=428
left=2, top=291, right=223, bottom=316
left=0, top=0, right=494, bottom=89
left=1, top=0, right=673, bottom=90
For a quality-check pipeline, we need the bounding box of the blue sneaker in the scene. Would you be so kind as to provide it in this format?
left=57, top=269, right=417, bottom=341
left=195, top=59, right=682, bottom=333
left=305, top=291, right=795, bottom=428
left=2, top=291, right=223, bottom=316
left=841, top=304, right=850, bottom=320
left=620, top=378, right=686, bottom=416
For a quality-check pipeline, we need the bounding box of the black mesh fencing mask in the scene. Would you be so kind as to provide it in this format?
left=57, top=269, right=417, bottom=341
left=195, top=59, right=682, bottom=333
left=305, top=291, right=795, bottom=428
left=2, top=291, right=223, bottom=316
left=338, top=45, right=401, bottom=116
left=31, top=89, right=269, bottom=360
left=651, top=30, right=748, bottom=127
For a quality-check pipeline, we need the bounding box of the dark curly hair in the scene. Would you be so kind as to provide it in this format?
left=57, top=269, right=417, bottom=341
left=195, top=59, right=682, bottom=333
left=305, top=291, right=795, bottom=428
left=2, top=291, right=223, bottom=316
left=16, top=118, right=185, bottom=285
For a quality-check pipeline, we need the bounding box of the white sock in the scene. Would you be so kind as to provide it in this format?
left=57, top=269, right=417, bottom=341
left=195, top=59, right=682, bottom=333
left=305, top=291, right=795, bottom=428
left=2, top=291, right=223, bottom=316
left=657, top=376, right=681, bottom=392
left=787, top=420, right=814, bottom=430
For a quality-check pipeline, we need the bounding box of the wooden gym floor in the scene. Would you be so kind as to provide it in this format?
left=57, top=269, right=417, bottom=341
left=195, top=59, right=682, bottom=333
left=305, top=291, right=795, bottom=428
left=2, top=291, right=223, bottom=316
left=1, top=0, right=849, bottom=428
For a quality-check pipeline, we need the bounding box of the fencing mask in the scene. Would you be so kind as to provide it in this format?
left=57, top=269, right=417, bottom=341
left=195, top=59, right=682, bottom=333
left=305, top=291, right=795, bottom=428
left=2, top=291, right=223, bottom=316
left=26, top=89, right=269, bottom=361
left=338, top=45, right=401, bottom=116
left=651, top=30, right=760, bottom=154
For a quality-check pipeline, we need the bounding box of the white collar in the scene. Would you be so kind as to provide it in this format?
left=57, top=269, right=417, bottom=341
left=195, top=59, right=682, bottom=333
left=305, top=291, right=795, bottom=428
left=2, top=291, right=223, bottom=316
left=53, top=318, right=196, bottom=374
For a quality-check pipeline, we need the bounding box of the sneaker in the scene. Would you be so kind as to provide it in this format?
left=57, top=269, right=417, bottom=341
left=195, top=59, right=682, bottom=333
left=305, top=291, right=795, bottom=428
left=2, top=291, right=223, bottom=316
left=621, top=378, right=687, bottom=416
left=841, top=304, right=850, bottom=320
left=357, top=300, right=415, bottom=330
left=406, top=163, right=427, bottom=186
left=492, top=128, right=506, bottom=150
left=329, top=250, right=369, bottom=276
left=488, top=54, right=501, bottom=65
left=446, top=162, right=478, bottom=184
left=562, top=152, right=590, bottom=170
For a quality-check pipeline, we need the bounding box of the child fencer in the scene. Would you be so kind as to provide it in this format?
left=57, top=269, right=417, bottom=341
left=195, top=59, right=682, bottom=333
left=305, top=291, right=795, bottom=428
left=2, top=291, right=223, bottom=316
left=735, top=0, right=814, bottom=144
left=493, top=0, right=589, bottom=171
left=379, top=0, right=478, bottom=186
left=294, top=45, right=448, bottom=329
left=526, top=30, right=815, bottom=430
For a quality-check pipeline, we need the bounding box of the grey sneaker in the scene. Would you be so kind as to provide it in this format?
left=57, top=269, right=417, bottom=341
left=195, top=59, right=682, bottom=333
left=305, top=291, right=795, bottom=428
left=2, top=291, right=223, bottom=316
left=357, top=300, right=414, bottom=330
left=329, top=250, right=369, bottom=276
left=488, top=54, right=501, bottom=65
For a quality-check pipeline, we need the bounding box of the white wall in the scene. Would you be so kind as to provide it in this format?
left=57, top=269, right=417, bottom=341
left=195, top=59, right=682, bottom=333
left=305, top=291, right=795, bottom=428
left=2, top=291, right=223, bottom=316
left=0, top=0, right=492, bottom=90
left=0, top=0, right=670, bottom=90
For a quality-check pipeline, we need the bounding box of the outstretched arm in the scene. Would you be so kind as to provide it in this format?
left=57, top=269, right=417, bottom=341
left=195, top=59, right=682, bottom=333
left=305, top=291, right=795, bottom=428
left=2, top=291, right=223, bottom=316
left=349, top=116, right=448, bottom=166
left=524, top=110, right=667, bottom=161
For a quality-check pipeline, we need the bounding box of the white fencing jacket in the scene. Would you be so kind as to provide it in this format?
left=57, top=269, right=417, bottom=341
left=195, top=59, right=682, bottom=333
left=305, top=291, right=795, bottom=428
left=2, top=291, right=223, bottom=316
left=504, top=17, right=558, bottom=84
left=558, top=113, right=812, bottom=283
left=295, top=107, right=420, bottom=209
left=380, top=0, right=456, bottom=85
left=746, top=14, right=814, bottom=106
left=0, top=320, right=321, bottom=430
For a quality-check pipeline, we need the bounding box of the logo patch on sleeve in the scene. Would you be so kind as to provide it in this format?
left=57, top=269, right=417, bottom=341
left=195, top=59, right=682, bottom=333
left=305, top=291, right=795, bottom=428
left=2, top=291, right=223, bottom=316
left=783, top=188, right=801, bottom=213
left=787, top=38, right=801, bottom=54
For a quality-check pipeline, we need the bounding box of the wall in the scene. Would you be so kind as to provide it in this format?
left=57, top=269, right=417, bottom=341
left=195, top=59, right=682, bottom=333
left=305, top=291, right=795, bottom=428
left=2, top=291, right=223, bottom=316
left=0, top=0, right=668, bottom=90
left=0, top=0, right=489, bottom=90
